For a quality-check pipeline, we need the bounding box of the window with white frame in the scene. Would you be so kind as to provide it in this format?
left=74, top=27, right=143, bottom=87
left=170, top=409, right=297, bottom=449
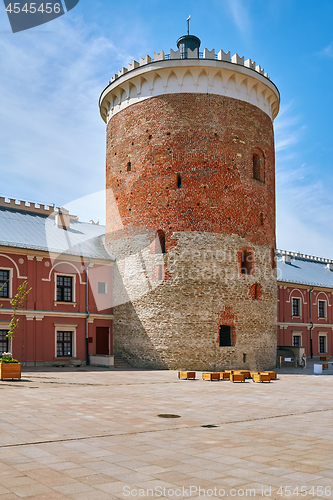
left=0, top=330, right=9, bottom=355
left=57, top=331, right=73, bottom=357
left=55, top=325, right=76, bottom=358
left=319, top=334, right=327, bottom=354
left=318, top=300, right=326, bottom=318
left=292, top=297, right=301, bottom=317
left=292, top=334, right=302, bottom=347
left=56, top=275, right=74, bottom=302
left=0, top=270, right=10, bottom=298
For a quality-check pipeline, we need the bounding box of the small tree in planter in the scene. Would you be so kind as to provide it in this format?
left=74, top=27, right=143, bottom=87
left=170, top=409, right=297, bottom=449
left=0, top=280, right=31, bottom=380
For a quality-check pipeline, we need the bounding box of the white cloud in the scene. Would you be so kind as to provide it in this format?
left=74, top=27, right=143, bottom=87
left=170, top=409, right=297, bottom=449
left=0, top=15, right=129, bottom=214
left=225, top=0, right=250, bottom=35
left=320, top=42, right=333, bottom=58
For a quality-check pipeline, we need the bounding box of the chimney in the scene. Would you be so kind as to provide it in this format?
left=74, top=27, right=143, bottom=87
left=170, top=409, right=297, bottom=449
left=282, top=254, right=291, bottom=264
left=55, top=208, right=71, bottom=230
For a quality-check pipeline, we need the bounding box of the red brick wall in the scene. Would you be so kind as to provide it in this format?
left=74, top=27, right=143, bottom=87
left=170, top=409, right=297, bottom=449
left=106, top=93, right=276, bottom=250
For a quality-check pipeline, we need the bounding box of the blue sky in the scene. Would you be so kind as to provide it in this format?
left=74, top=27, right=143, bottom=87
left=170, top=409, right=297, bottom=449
left=1, top=0, right=333, bottom=257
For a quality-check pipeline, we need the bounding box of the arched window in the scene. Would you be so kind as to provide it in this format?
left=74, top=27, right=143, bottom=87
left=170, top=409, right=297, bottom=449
left=155, top=230, right=166, bottom=254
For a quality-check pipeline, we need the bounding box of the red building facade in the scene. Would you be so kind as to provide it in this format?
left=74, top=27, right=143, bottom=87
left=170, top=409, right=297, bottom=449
left=277, top=251, right=333, bottom=358
left=0, top=198, right=114, bottom=367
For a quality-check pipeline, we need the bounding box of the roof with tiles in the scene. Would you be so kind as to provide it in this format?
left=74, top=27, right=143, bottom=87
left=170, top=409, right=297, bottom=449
left=277, top=250, right=333, bottom=289
left=0, top=201, right=113, bottom=261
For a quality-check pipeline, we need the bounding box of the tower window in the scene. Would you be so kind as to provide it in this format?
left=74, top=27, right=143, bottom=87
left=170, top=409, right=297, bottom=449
left=260, top=212, right=264, bottom=225
left=219, top=325, right=232, bottom=346
left=253, top=154, right=261, bottom=180
left=155, top=230, right=166, bottom=254
left=127, top=162, right=131, bottom=172
left=252, top=150, right=265, bottom=182
left=177, top=174, right=181, bottom=189
left=241, top=251, right=253, bottom=275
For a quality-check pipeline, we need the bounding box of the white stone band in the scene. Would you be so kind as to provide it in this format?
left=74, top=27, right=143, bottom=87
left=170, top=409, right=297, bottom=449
left=99, top=58, right=280, bottom=124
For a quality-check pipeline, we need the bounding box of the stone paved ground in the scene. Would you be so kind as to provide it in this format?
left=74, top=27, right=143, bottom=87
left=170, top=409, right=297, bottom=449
left=0, top=362, right=333, bottom=500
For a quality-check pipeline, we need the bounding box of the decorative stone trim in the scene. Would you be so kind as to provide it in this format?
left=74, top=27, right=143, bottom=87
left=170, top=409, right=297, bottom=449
left=99, top=57, right=279, bottom=124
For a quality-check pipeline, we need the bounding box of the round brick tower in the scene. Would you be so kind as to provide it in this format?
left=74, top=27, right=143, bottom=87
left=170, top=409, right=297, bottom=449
left=99, top=35, right=280, bottom=371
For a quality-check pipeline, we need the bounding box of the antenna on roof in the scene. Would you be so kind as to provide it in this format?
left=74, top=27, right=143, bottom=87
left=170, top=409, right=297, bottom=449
left=187, top=15, right=191, bottom=35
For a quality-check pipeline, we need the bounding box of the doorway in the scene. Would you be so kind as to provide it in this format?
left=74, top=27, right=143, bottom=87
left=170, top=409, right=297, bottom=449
left=96, top=327, right=109, bottom=355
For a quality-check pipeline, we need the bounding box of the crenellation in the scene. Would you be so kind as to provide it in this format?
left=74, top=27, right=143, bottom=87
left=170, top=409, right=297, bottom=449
left=139, top=55, right=152, bottom=66
left=128, top=60, right=139, bottom=71
left=245, top=58, right=256, bottom=70
left=203, top=48, right=215, bottom=59
left=118, top=67, right=128, bottom=77
left=255, top=64, right=265, bottom=75
left=170, top=48, right=180, bottom=59
left=187, top=48, right=198, bottom=58
left=217, top=50, right=231, bottom=62
left=231, top=53, right=245, bottom=65
left=153, top=50, right=165, bottom=61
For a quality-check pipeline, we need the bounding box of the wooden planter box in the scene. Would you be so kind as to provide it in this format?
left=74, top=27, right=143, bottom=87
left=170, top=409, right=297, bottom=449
left=320, top=356, right=330, bottom=361
left=202, top=372, right=220, bottom=381
left=0, top=363, right=21, bottom=380
left=252, top=372, right=271, bottom=383
left=178, top=371, right=196, bottom=380
left=230, top=372, right=245, bottom=383
left=220, top=371, right=230, bottom=380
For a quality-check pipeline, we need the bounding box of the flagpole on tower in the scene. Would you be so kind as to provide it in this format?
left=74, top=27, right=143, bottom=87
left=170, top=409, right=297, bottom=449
left=187, top=15, right=191, bottom=35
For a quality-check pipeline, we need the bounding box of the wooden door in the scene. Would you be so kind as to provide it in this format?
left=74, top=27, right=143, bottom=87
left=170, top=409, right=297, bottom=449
left=96, top=327, right=109, bottom=355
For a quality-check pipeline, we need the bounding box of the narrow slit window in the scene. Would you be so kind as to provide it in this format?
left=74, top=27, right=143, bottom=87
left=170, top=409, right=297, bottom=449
left=253, top=154, right=261, bottom=180
left=156, top=230, right=166, bottom=254
left=177, top=173, right=181, bottom=189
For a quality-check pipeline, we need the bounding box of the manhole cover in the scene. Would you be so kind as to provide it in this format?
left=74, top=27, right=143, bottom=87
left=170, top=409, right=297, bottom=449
left=201, top=424, right=219, bottom=428
left=157, top=414, right=181, bottom=418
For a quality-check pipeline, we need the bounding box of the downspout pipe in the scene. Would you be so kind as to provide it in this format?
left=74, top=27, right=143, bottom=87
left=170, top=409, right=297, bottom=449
left=309, top=286, right=314, bottom=359
left=86, top=257, right=91, bottom=366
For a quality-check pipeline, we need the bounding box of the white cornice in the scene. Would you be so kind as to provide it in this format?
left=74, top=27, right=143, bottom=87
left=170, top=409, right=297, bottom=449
left=0, top=309, right=113, bottom=320
left=99, top=58, right=280, bottom=124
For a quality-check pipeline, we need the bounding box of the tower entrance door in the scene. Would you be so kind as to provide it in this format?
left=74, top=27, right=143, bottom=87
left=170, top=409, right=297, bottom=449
left=96, top=327, right=109, bottom=355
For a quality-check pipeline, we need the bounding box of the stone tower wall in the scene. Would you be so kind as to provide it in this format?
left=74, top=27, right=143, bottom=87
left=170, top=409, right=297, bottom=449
left=105, top=92, right=278, bottom=370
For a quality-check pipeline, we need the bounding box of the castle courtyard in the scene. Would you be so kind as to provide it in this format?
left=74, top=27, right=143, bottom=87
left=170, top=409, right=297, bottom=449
left=0, top=365, right=333, bottom=499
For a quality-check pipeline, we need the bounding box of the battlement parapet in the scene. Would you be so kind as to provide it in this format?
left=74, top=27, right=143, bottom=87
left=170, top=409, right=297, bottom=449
left=277, top=249, right=333, bottom=265
left=0, top=197, right=78, bottom=222
left=108, top=48, right=270, bottom=84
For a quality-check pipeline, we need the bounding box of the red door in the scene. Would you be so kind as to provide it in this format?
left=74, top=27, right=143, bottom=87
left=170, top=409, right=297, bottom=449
left=96, top=327, right=109, bottom=355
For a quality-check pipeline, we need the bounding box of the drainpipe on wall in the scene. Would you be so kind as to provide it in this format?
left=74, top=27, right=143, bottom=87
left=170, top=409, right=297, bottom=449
left=309, top=286, right=314, bottom=359
left=86, top=257, right=91, bottom=366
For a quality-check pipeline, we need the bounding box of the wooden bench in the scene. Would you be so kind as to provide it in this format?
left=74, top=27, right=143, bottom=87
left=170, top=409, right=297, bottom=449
left=239, top=370, right=251, bottom=379
left=322, top=364, right=328, bottom=370
left=252, top=372, right=271, bottom=383
left=219, top=371, right=230, bottom=380
left=202, top=372, right=220, bottom=381
left=178, top=371, right=196, bottom=380
left=320, top=356, right=330, bottom=361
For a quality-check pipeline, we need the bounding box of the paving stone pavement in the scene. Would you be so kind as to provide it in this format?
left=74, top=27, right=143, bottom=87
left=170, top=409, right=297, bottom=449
left=0, top=364, right=333, bottom=500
